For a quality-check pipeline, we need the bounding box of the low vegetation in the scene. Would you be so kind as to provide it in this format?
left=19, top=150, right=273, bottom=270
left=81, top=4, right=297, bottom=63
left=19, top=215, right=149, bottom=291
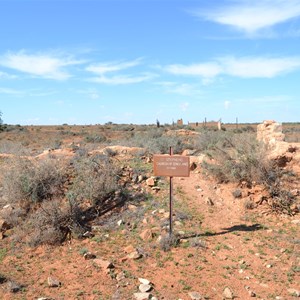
left=199, top=131, right=298, bottom=214
left=0, top=122, right=299, bottom=299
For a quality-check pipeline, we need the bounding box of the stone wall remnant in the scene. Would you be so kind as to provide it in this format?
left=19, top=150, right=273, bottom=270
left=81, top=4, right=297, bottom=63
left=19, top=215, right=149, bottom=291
left=257, top=120, right=285, bottom=147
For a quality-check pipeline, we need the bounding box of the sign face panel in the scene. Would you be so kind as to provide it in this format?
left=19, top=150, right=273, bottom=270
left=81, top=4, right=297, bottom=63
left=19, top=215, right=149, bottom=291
left=153, top=155, right=190, bottom=177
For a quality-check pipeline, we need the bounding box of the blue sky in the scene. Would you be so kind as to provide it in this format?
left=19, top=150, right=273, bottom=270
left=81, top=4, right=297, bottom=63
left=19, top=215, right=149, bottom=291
left=0, top=0, right=300, bottom=125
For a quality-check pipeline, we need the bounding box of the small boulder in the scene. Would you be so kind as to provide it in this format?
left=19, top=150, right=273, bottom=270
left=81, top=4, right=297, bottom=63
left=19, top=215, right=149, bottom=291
left=124, top=245, right=135, bottom=253
left=188, top=291, right=202, bottom=299
left=47, top=276, right=61, bottom=288
left=190, top=162, right=197, bottom=171
left=127, top=250, right=142, bottom=260
left=116, top=271, right=126, bottom=281
left=83, top=252, right=96, bottom=260
left=287, top=288, right=300, bottom=297
left=206, top=197, right=214, bottom=206
left=146, top=178, right=155, bottom=187
left=139, top=284, right=152, bottom=293
left=0, top=219, right=10, bottom=231
left=133, top=293, right=152, bottom=300
left=139, top=229, right=153, bottom=241
left=138, top=278, right=151, bottom=285
left=93, top=258, right=114, bottom=270
left=6, top=281, right=22, bottom=293
left=223, top=287, right=234, bottom=299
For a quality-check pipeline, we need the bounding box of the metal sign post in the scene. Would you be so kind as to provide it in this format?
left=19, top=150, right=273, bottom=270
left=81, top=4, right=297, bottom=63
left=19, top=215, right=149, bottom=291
left=169, top=147, right=173, bottom=237
left=153, top=147, right=190, bottom=237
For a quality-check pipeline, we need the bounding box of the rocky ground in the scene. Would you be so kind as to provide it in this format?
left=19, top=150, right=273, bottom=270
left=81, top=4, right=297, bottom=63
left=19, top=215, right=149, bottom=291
left=0, top=123, right=299, bottom=300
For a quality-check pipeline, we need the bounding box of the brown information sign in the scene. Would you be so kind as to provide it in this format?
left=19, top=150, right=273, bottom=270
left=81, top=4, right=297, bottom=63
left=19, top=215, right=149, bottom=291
left=153, top=155, right=190, bottom=177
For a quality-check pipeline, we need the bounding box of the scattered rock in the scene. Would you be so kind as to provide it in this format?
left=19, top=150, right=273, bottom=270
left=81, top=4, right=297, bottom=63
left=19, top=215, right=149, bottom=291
left=133, top=292, right=152, bottom=300
left=117, top=220, right=124, bottom=226
left=152, top=186, right=161, bottom=191
left=124, top=245, right=135, bottom=253
left=93, top=258, right=114, bottom=270
left=182, top=149, right=194, bottom=156
left=0, top=274, right=6, bottom=284
left=91, top=225, right=102, bottom=232
left=138, top=278, right=151, bottom=285
left=116, top=271, right=126, bottom=282
left=82, top=231, right=94, bottom=238
left=206, top=197, right=214, bottom=206
left=223, top=287, right=234, bottom=299
left=188, top=291, right=202, bottom=299
left=138, top=175, right=144, bottom=183
left=83, top=252, right=96, bottom=260
left=190, top=162, right=197, bottom=171
left=248, top=290, right=256, bottom=297
left=47, top=276, right=61, bottom=288
left=291, top=189, right=299, bottom=197
left=287, top=288, right=300, bottom=297
left=146, top=177, right=155, bottom=187
left=128, top=204, right=138, bottom=211
left=6, top=280, right=22, bottom=293
left=139, top=284, right=152, bottom=293
left=0, top=219, right=10, bottom=231
left=127, top=250, right=142, bottom=260
left=174, top=221, right=183, bottom=227
left=291, top=219, right=300, bottom=225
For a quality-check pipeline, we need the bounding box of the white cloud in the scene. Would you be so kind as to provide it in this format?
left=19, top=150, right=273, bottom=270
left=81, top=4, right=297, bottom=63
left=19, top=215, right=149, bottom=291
left=156, top=81, right=202, bottom=96
left=86, top=58, right=154, bottom=85
left=224, top=100, right=231, bottom=109
left=0, top=71, right=17, bottom=79
left=194, top=0, right=300, bottom=34
left=221, top=56, right=300, bottom=78
left=86, top=59, right=141, bottom=75
left=90, top=74, right=153, bottom=85
left=163, top=56, right=300, bottom=80
left=165, top=62, right=222, bottom=78
left=0, top=51, right=82, bottom=80
left=0, top=87, right=23, bottom=95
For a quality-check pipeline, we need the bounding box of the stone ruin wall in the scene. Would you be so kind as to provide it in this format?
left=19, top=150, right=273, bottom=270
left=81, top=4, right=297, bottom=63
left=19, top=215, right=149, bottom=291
left=257, top=120, right=285, bottom=148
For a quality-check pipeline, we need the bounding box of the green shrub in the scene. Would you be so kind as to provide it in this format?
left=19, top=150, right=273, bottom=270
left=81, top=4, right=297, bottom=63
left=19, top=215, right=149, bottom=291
left=69, top=154, right=119, bottom=205
left=115, top=128, right=190, bottom=154
left=28, top=198, right=85, bottom=246
left=201, top=132, right=268, bottom=184
left=200, top=132, right=298, bottom=214
left=159, top=234, right=180, bottom=252
left=85, top=134, right=107, bottom=143
left=3, top=158, right=66, bottom=208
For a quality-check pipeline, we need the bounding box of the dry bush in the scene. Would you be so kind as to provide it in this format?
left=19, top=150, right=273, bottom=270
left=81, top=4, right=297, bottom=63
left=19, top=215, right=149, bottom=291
left=201, top=132, right=269, bottom=184
left=0, top=140, right=30, bottom=156
left=159, top=234, right=180, bottom=252
left=85, top=134, right=107, bottom=144
left=116, top=128, right=190, bottom=154
left=2, top=158, right=66, bottom=209
left=244, top=199, right=255, bottom=210
left=28, top=198, right=86, bottom=246
left=232, top=189, right=242, bottom=198
left=69, top=154, right=119, bottom=205
left=200, top=132, right=298, bottom=214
